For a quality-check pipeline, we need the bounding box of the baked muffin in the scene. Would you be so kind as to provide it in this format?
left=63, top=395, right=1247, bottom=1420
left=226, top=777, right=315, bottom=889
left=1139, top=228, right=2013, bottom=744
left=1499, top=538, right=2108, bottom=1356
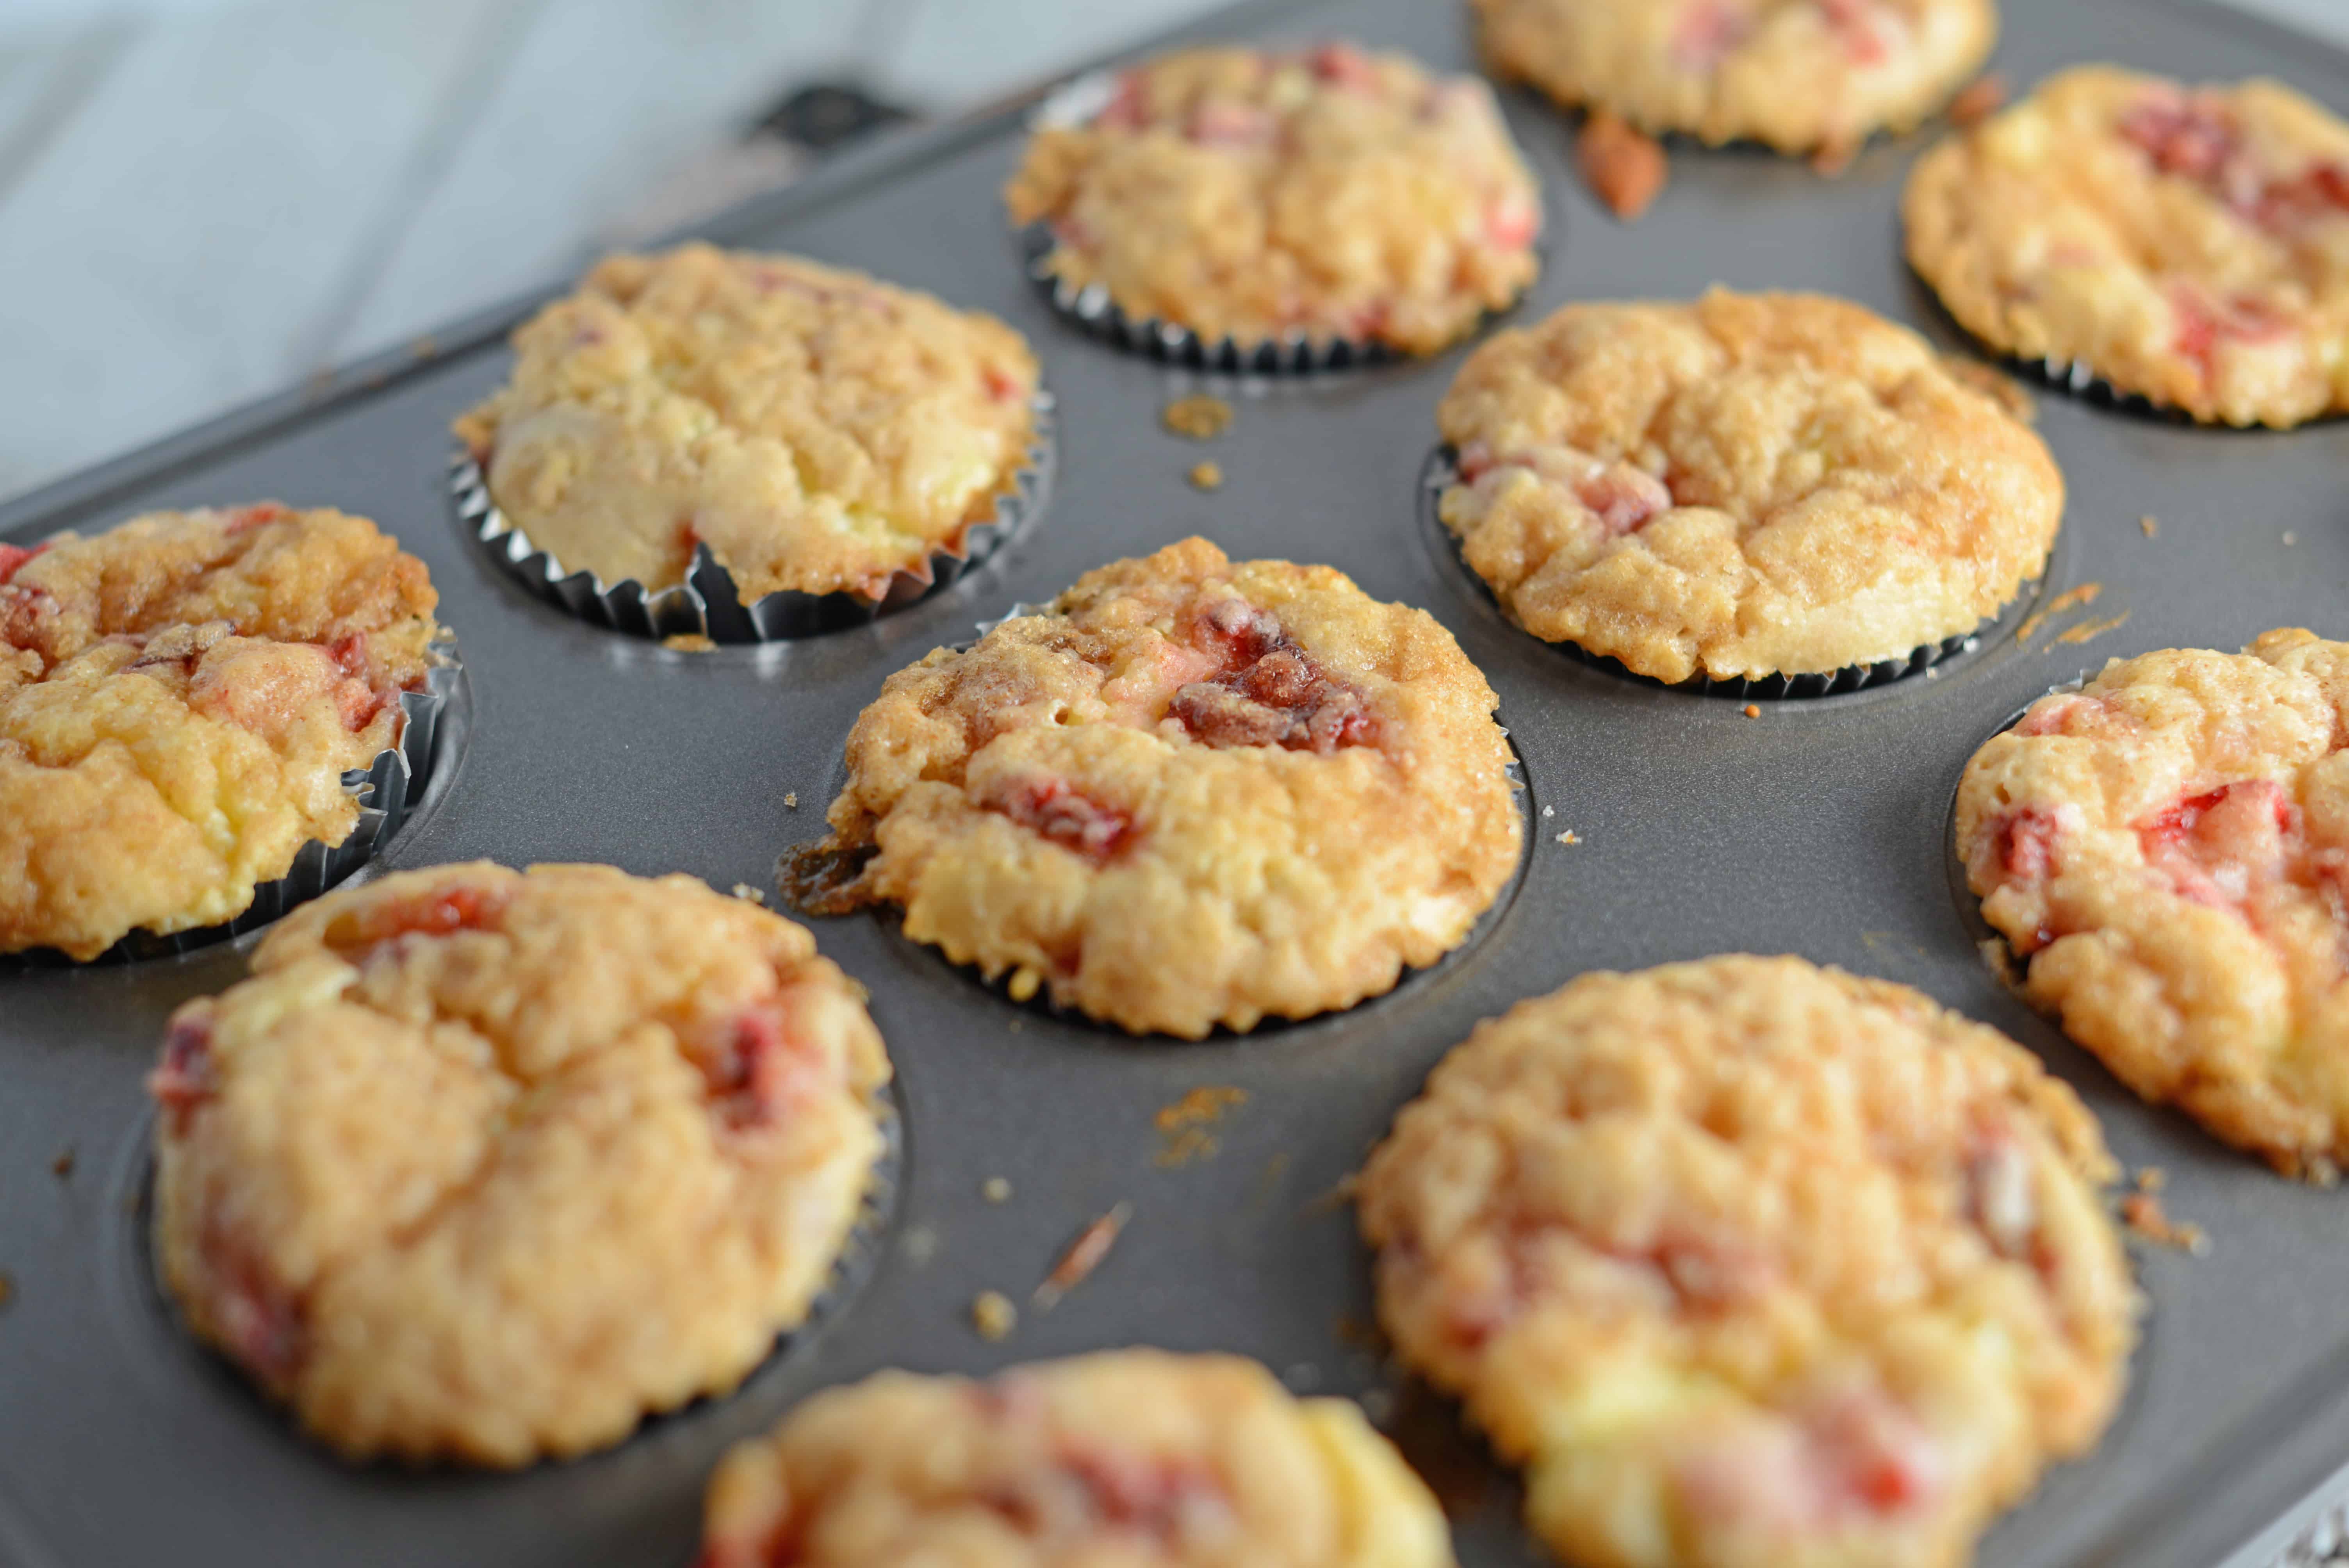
left=1005, top=43, right=1541, bottom=356
left=786, top=537, right=1522, bottom=1037
left=1474, top=0, right=1997, bottom=157
left=1906, top=66, right=2349, bottom=427
left=1359, top=955, right=2135, bottom=1568
left=148, top=861, right=891, bottom=1465
left=1434, top=290, right=2062, bottom=686
left=453, top=243, right=1040, bottom=604
left=697, top=1351, right=1453, bottom=1567
left=0, top=504, right=440, bottom=960
left=1959, top=629, right=2349, bottom=1176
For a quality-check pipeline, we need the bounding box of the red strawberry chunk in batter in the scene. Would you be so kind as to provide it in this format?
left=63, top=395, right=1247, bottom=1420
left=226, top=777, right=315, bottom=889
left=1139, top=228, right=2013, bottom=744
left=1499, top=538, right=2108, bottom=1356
left=1673, top=0, right=1754, bottom=71
left=2120, top=94, right=2242, bottom=182
left=1168, top=596, right=1376, bottom=754
left=1187, top=100, right=1278, bottom=150
left=1309, top=41, right=1382, bottom=93
left=223, top=502, right=293, bottom=536
left=2171, top=285, right=2294, bottom=381
left=2137, top=779, right=2296, bottom=912
left=1096, top=71, right=1148, bottom=132
left=324, top=884, right=510, bottom=955
left=1485, top=193, right=1540, bottom=249
left=1993, top=807, right=2064, bottom=881
left=324, top=633, right=392, bottom=730
left=0, top=541, right=46, bottom=585
left=148, top=1014, right=218, bottom=1133
left=987, top=777, right=1136, bottom=865
left=1057, top=1448, right=1232, bottom=1542
left=201, top=1221, right=309, bottom=1386
left=1817, top=0, right=1890, bottom=65
left=2123, top=92, right=2349, bottom=235
left=691, top=991, right=832, bottom=1132
left=1677, top=1386, right=1944, bottom=1534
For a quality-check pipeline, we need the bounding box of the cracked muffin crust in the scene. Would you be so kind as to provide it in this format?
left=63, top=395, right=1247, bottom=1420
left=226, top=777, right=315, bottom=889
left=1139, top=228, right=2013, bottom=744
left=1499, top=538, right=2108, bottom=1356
left=787, top=537, right=1521, bottom=1038
left=1004, top=43, right=1541, bottom=356
left=1472, top=0, right=1996, bottom=157
left=696, top=1350, right=1454, bottom=1568
left=1906, top=66, right=2349, bottom=427
left=453, top=243, right=1040, bottom=602
left=1359, top=955, right=2134, bottom=1568
left=1434, top=290, right=2062, bottom=686
left=1959, top=629, right=2349, bottom=1175
left=149, top=861, right=891, bottom=1465
left=0, top=505, right=440, bottom=960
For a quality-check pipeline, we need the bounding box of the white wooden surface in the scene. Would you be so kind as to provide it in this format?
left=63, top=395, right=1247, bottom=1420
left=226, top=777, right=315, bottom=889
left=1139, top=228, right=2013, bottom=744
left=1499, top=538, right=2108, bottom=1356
left=0, top=0, right=2340, bottom=505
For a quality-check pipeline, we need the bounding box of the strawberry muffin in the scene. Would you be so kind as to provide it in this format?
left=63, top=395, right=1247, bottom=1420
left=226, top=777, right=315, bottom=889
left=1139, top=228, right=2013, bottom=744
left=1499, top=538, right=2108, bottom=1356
left=453, top=243, right=1040, bottom=605
left=1959, top=629, right=2349, bottom=1175
left=1907, top=66, right=2349, bottom=427
left=1473, top=0, right=1997, bottom=157
left=785, top=538, right=1522, bottom=1037
left=1359, top=955, right=2135, bottom=1568
left=0, top=505, right=440, bottom=960
left=149, top=861, right=892, bottom=1465
left=1434, top=290, right=2061, bottom=687
left=1005, top=43, right=1541, bottom=356
left=696, top=1351, right=1454, bottom=1568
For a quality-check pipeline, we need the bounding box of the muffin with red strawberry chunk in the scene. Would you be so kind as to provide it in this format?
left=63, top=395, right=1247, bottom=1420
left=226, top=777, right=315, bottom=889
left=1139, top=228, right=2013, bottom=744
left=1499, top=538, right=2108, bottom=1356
left=1360, top=955, right=2135, bottom=1568
left=454, top=243, right=1040, bottom=604
left=149, top=861, right=891, bottom=1465
left=1005, top=43, right=1541, bottom=356
left=1907, top=66, right=2349, bottom=426
left=1435, top=290, right=2061, bottom=686
left=1474, top=0, right=1997, bottom=157
left=1959, top=629, right=2349, bottom=1174
left=786, top=537, right=1522, bottom=1037
left=0, top=504, right=440, bottom=959
left=697, top=1351, right=1454, bottom=1568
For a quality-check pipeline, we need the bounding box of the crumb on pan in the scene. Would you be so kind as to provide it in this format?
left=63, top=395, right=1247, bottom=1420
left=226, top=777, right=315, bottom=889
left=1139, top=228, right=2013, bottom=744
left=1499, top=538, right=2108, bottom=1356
left=1576, top=110, right=1667, bottom=221
left=51, top=1149, right=73, bottom=1179
left=0, top=1272, right=12, bottom=1310
left=971, top=1290, right=1018, bottom=1341
left=2044, top=583, right=2104, bottom=616
left=2120, top=1192, right=2209, bottom=1254
left=784, top=793, right=798, bottom=809
left=728, top=883, right=766, bottom=905
left=2135, top=1166, right=2167, bottom=1193
left=1163, top=395, right=1233, bottom=440
left=2284, top=531, right=2299, bottom=547
left=982, top=1176, right=1012, bottom=1204
left=1189, top=460, right=1224, bottom=491
left=1155, top=1085, right=1248, bottom=1167
left=2140, top=515, right=2160, bottom=538
left=1035, top=1202, right=1131, bottom=1309
left=1742, top=704, right=1762, bottom=719
left=663, top=634, right=718, bottom=654
left=1555, top=830, right=1581, bottom=846
left=2056, top=610, right=2131, bottom=646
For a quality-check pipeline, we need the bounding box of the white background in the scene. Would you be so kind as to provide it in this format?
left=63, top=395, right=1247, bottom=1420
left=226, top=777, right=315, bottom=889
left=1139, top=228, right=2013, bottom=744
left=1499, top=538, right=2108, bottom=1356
left=0, top=0, right=2340, bottom=505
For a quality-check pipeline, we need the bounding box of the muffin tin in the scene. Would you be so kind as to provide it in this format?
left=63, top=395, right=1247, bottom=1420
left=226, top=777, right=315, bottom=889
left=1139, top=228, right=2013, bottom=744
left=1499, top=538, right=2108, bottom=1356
left=3, top=0, right=2347, bottom=1563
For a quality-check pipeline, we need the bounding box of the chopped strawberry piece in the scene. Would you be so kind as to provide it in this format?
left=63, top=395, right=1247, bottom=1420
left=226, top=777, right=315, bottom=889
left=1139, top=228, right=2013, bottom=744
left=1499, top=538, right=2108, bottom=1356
left=1096, top=70, right=1148, bottom=132
left=321, top=633, right=393, bottom=731
left=0, top=541, right=46, bottom=586
left=223, top=502, right=292, bottom=536
left=692, top=995, right=830, bottom=1132
left=987, top=777, right=1135, bottom=865
left=1808, top=1387, right=1944, bottom=1515
left=1169, top=598, right=1377, bottom=754
left=1816, top=0, right=1889, bottom=64
left=1576, top=461, right=1674, bottom=534
left=2014, top=693, right=2105, bottom=737
left=2172, top=284, right=2294, bottom=380
left=1059, top=1449, right=1227, bottom=1540
left=323, top=883, right=509, bottom=954
left=982, top=364, right=1025, bottom=404
left=1994, top=808, right=2064, bottom=881
left=1672, top=0, right=1752, bottom=70
left=202, top=1224, right=308, bottom=1386
left=1187, top=100, right=1277, bottom=150
left=1485, top=192, right=1540, bottom=249
left=149, top=1014, right=218, bottom=1134
left=0, top=585, right=53, bottom=653
left=2120, top=94, right=2241, bottom=182
left=1308, top=41, right=1381, bottom=92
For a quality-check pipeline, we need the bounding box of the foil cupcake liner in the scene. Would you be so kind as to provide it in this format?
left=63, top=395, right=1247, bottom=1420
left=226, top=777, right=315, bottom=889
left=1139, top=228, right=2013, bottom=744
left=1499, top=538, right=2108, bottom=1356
left=449, top=395, right=1055, bottom=642
left=3, top=637, right=460, bottom=969
left=1420, top=445, right=2021, bottom=699
left=1018, top=69, right=1536, bottom=374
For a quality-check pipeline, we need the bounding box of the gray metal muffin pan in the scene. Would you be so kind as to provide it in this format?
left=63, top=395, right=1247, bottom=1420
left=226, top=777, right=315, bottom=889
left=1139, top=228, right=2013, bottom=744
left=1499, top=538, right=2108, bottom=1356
left=3, top=0, right=2347, bottom=1563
